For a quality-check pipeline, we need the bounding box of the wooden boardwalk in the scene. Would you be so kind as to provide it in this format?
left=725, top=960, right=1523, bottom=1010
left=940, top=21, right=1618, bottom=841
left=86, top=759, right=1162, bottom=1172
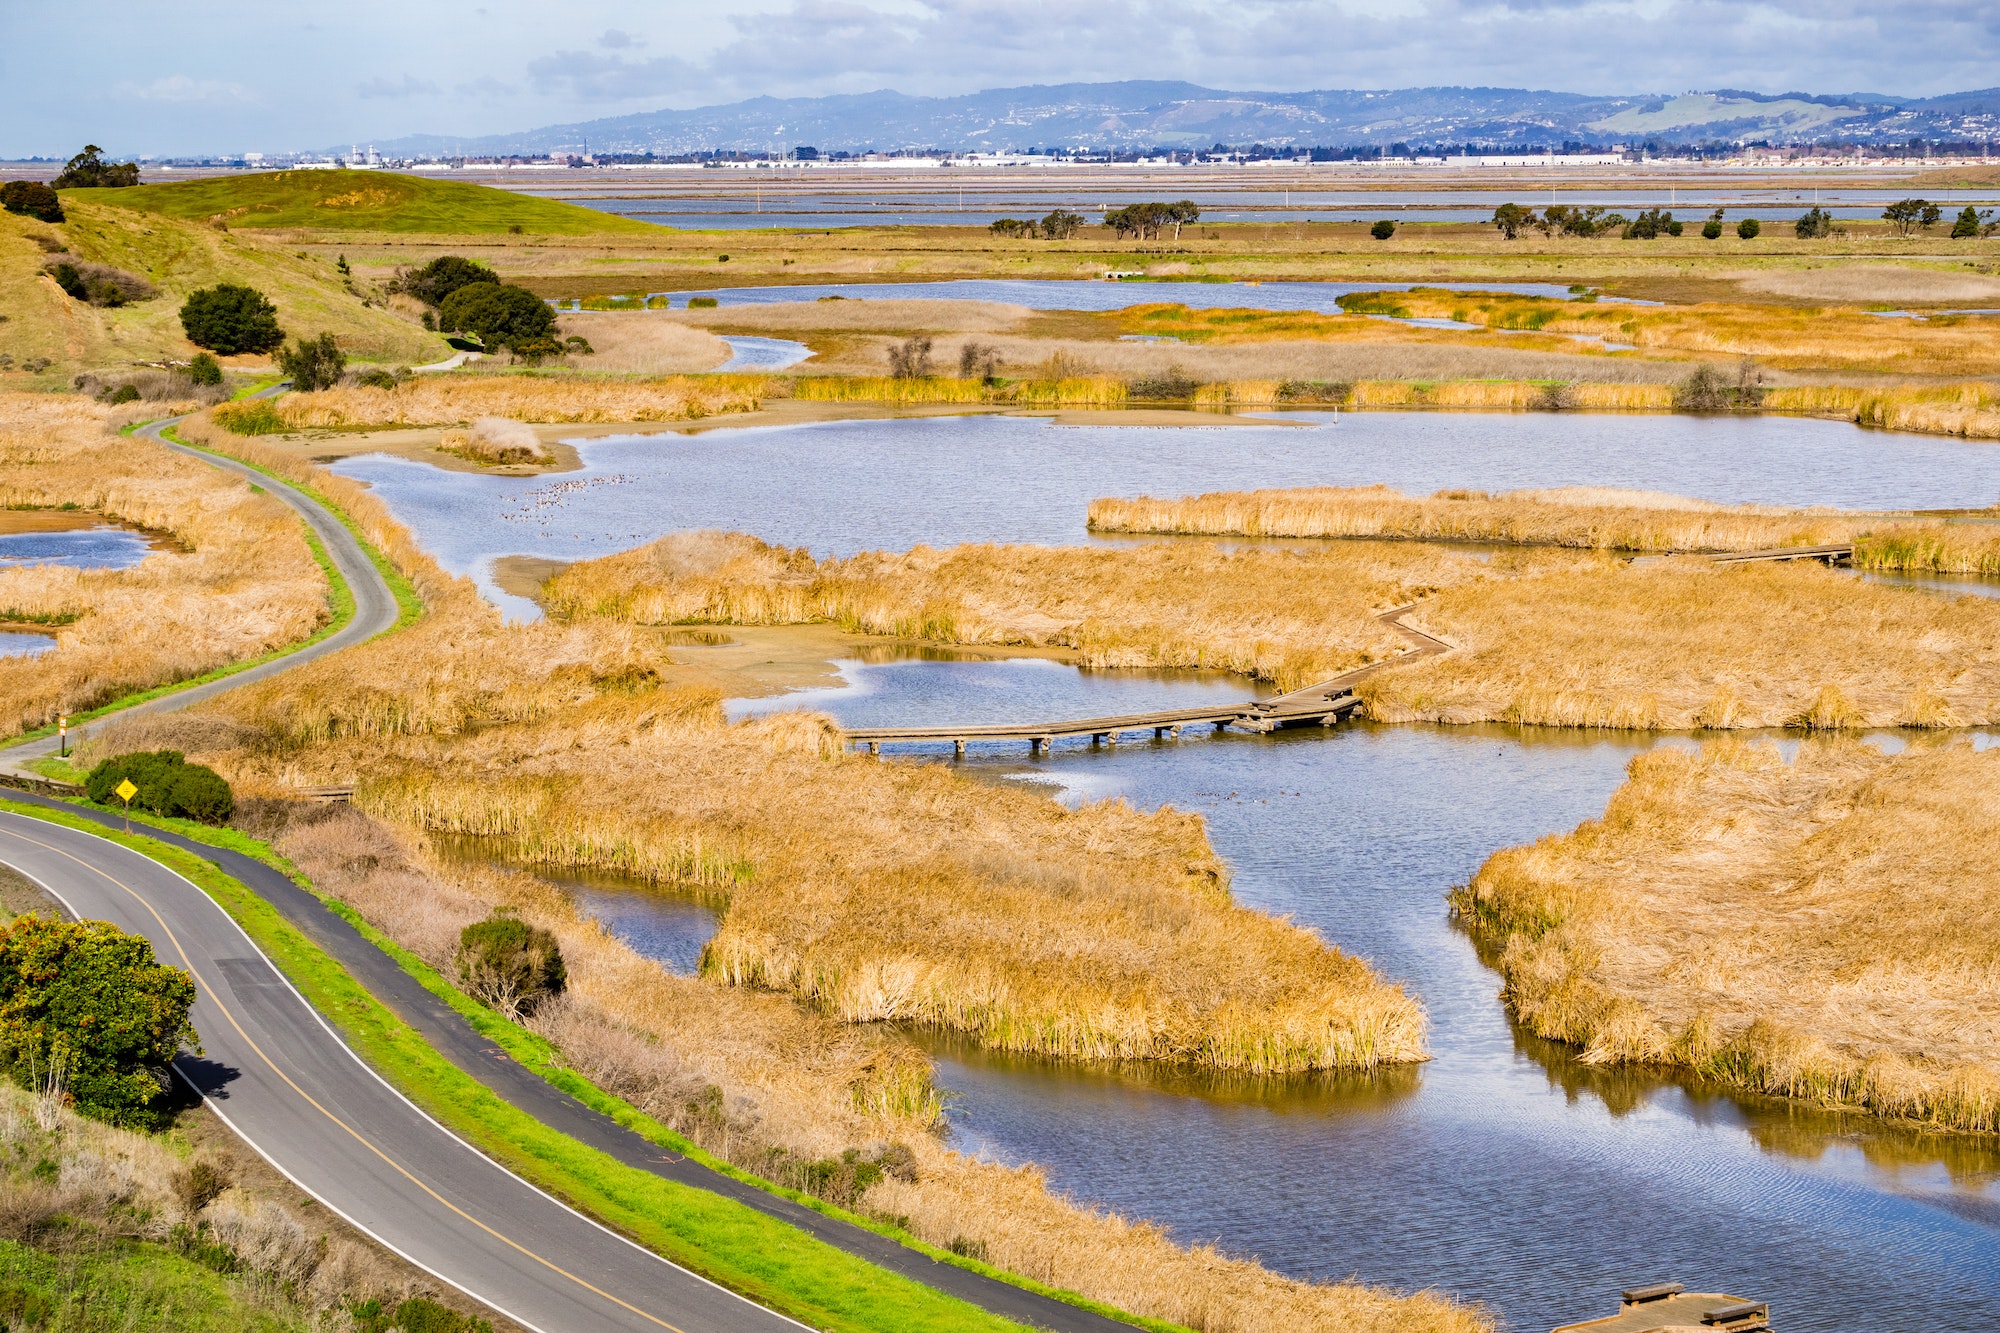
left=1709, top=542, right=1853, bottom=565
left=844, top=605, right=1449, bottom=755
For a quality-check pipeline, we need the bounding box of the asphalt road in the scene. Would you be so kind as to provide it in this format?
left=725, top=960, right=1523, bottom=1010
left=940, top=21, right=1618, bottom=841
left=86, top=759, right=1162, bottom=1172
left=0, top=810, right=806, bottom=1333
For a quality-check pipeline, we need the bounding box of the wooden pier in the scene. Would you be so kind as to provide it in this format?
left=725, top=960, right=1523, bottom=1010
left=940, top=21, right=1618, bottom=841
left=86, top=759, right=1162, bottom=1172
left=1709, top=542, right=1853, bottom=566
left=843, top=604, right=1449, bottom=756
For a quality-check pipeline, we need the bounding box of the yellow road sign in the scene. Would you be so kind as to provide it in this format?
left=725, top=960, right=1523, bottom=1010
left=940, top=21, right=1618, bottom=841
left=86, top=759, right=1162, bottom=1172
left=114, top=778, right=138, bottom=803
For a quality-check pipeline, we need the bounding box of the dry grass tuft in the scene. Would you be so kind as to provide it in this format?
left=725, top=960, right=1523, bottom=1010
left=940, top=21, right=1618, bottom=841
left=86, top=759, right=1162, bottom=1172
left=439, top=416, right=549, bottom=465
left=0, top=393, right=327, bottom=737
left=1453, top=738, right=2000, bottom=1132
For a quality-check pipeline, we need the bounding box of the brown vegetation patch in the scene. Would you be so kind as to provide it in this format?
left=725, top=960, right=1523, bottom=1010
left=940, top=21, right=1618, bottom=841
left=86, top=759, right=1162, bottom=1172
left=556, top=311, right=732, bottom=373
left=192, top=373, right=764, bottom=431
left=1454, top=738, right=2000, bottom=1131
left=1734, top=264, right=2000, bottom=307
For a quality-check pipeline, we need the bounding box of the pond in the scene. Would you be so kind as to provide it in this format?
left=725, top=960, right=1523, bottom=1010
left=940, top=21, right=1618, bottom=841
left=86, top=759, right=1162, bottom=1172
left=0, top=518, right=161, bottom=570
left=329, top=411, right=2000, bottom=621
left=0, top=631, right=56, bottom=658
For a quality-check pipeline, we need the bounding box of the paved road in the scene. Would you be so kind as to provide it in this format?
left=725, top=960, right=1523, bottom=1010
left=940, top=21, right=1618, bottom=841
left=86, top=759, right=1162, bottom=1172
left=2, top=402, right=399, bottom=779
left=0, top=809, right=804, bottom=1333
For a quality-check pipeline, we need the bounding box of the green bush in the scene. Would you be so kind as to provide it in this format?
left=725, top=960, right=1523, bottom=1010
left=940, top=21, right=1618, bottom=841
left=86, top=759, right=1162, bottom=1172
left=456, top=913, right=565, bottom=1019
left=1370, top=219, right=1396, bottom=240
left=106, top=384, right=140, bottom=405
left=187, top=352, right=223, bottom=386
left=1737, top=217, right=1762, bottom=240
left=395, top=255, right=499, bottom=307
left=85, top=750, right=234, bottom=823
left=349, top=1295, right=493, bottom=1333
left=0, top=180, right=63, bottom=223
left=1951, top=205, right=1995, bottom=239
left=179, top=284, right=284, bottom=355
left=687, top=295, right=719, bottom=308
left=275, top=331, right=346, bottom=391
left=212, top=400, right=286, bottom=435
left=0, top=916, right=198, bottom=1129
left=1701, top=220, right=1723, bottom=240
left=51, top=145, right=139, bottom=190
left=1795, top=207, right=1835, bottom=239
left=436, top=282, right=556, bottom=352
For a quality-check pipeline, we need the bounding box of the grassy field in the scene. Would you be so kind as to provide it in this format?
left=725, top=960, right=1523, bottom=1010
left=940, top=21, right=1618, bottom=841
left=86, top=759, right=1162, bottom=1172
left=0, top=394, right=332, bottom=739
left=1452, top=738, right=2000, bottom=1132
left=88, top=170, right=658, bottom=236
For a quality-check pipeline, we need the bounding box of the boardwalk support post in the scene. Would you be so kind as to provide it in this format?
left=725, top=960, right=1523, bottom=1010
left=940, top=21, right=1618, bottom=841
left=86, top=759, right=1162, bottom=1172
left=954, top=738, right=966, bottom=757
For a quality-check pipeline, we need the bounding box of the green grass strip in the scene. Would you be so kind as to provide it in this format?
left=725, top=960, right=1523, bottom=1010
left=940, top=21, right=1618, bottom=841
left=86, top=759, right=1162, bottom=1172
left=17, top=800, right=1184, bottom=1333
left=0, top=524, right=356, bottom=752
left=0, top=798, right=1035, bottom=1333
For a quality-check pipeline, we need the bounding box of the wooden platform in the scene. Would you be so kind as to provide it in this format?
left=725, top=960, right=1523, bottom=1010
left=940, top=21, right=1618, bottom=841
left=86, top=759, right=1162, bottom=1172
left=843, top=690, right=1362, bottom=755
left=1552, top=1285, right=1770, bottom=1333
left=1709, top=542, right=1853, bottom=566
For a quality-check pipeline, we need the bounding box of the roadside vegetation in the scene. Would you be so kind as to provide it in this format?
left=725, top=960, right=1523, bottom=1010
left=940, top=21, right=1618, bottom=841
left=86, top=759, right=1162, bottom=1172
left=0, top=395, right=330, bottom=740
left=1453, top=738, right=2000, bottom=1133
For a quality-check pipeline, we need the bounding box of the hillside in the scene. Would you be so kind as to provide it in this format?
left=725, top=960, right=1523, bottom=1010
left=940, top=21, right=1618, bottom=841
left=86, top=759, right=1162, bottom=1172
left=90, top=170, right=659, bottom=236
left=0, top=200, right=447, bottom=380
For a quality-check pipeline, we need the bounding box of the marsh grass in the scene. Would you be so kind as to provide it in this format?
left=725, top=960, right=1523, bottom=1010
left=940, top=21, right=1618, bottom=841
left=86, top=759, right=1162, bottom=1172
left=1766, top=381, right=2000, bottom=441
left=543, top=530, right=1507, bottom=690
left=1453, top=738, right=2000, bottom=1132
left=438, top=417, right=549, bottom=465
left=0, top=395, right=328, bottom=738
left=241, top=373, right=764, bottom=429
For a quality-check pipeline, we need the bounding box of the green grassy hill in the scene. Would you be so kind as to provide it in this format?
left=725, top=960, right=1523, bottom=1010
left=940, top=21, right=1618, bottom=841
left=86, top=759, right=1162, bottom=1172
left=87, top=170, right=658, bottom=236
left=0, top=200, right=448, bottom=381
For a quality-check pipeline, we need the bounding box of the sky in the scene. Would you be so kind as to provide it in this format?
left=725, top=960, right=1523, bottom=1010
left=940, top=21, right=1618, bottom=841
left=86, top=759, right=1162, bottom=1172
left=4, top=0, right=1995, bottom=157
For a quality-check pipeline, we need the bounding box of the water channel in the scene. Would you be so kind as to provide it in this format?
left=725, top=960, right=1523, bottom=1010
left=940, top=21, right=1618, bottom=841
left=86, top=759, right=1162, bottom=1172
left=335, top=410, right=2000, bottom=1331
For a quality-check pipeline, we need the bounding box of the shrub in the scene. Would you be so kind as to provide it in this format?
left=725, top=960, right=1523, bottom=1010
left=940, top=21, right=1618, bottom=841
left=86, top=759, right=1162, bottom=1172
left=274, top=332, right=346, bottom=391
left=86, top=750, right=235, bottom=823
left=212, top=400, right=286, bottom=435
left=349, top=1296, right=493, bottom=1333
left=0, top=180, right=63, bottom=222
left=1737, top=217, right=1762, bottom=240
left=1621, top=208, right=1678, bottom=240
left=958, top=340, right=998, bottom=380
left=1672, top=364, right=1739, bottom=413
left=887, top=335, right=934, bottom=378
left=1795, top=207, right=1835, bottom=239
left=49, top=262, right=87, bottom=300
left=0, top=915, right=198, bottom=1129
left=456, top=913, right=565, bottom=1019
left=393, top=255, right=498, bottom=308
left=106, top=384, right=140, bottom=404
left=687, top=296, right=719, bottom=308
left=436, top=282, right=555, bottom=352
left=1129, top=366, right=1200, bottom=400
left=180, top=284, right=284, bottom=354
left=51, top=145, right=140, bottom=190
left=188, top=352, right=223, bottom=386
left=45, top=259, right=153, bottom=307
left=1702, top=219, right=1723, bottom=240
left=1370, top=219, right=1396, bottom=240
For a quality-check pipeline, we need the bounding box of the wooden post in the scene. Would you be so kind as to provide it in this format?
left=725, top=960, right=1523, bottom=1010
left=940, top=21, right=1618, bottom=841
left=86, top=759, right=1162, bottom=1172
left=954, top=738, right=966, bottom=757
left=868, top=741, right=880, bottom=756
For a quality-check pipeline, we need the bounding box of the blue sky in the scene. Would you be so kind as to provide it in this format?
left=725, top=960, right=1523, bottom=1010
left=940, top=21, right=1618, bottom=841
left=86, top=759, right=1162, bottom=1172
left=5, top=0, right=1993, bottom=156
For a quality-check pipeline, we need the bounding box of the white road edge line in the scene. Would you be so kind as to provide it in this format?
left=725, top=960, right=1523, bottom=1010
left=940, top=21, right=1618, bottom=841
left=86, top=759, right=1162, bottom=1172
left=0, top=812, right=816, bottom=1333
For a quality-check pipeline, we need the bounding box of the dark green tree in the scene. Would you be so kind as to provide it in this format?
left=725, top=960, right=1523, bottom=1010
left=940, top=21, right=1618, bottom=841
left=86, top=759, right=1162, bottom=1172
left=275, top=332, right=347, bottom=391
left=0, top=916, right=198, bottom=1129
left=436, top=283, right=555, bottom=352
left=179, top=284, right=284, bottom=355
left=456, top=914, right=565, bottom=1019
left=85, top=750, right=234, bottom=823
left=0, top=181, right=63, bottom=222
left=395, top=255, right=499, bottom=307
left=1950, top=205, right=1992, bottom=239
left=1795, top=207, right=1835, bottom=239
left=52, top=145, right=140, bottom=189
left=1370, top=219, right=1396, bottom=240
left=1737, top=217, right=1762, bottom=240
left=1491, top=203, right=1538, bottom=239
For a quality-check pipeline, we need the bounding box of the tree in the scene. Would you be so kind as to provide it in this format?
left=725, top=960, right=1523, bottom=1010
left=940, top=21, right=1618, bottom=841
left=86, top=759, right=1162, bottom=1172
left=1737, top=217, right=1762, bottom=240
left=1949, top=205, right=1993, bottom=239
left=1165, top=200, right=1200, bottom=239
left=1702, top=207, right=1725, bottom=240
left=1542, top=205, right=1608, bottom=237
left=1795, top=207, right=1835, bottom=239
left=1039, top=209, right=1084, bottom=240
left=436, top=282, right=556, bottom=352
left=887, top=335, right=934, bottom=378
left=1370, top=219, right=1396, bottom=240
left=187, top=352, right=223, bottom=387
left=958, top=340, right=998, bottom=379
left=275, top=332, right=346, bottom=391
left=50, top=262, right=87, bottom=300
left=179, top=284, right=284, bottom=355
left=456, top=914, right=565, bottom=1020
left=0, top=180, right=63, bottom=223
left=988, top=218, right=1035, bottom=238
left=51, top=145, right=140, bottom=190
left=0, top=916, right=198, bottom=1129
left=1491, top=204, right=1538, bottom=240
left=85, top=750, right=234, bottom=823
left=1881, top=198, right=1942, bottom=235
left=394, top=255, right=499, bottom=307
left=1622, top=208, right=1679, bottom=240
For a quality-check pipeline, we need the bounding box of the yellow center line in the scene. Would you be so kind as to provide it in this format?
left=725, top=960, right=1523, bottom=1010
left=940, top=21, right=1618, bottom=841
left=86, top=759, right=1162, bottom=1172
left=0, top=822, right=688, bottom=1333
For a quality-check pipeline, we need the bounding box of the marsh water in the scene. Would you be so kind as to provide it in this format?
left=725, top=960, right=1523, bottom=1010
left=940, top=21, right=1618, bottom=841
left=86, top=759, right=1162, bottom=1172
left=340, top=409, right=2000, bottom=1331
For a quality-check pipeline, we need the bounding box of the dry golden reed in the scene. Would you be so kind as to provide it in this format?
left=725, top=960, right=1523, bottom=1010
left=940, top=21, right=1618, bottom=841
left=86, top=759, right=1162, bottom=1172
left=789, top=375, right=1129, bottom=408
left=0, top=393, right=327, bottom=737
left=1765, top=381, right=2000, bottom=441
left=1453, top=738, right=2000, bottom=1132
left=1363, top=558, right=2000, bottom=730
left=544, top=530, right=1502, bottom=690
left=251, top=373, right=764, bottom=429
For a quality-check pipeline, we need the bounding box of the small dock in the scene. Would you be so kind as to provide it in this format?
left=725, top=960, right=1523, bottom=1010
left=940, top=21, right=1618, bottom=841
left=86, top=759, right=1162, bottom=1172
left=1553, top=1282, right=1771, bottom=1333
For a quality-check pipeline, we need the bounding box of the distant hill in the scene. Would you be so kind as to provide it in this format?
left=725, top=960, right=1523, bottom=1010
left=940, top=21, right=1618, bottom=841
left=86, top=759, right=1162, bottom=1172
left=98, top=171, right=655, bottom=235
left=362, top=81, right=2000, bottom=156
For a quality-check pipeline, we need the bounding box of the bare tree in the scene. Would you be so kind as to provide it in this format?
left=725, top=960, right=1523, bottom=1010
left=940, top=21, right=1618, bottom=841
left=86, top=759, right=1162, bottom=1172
left=888, top=336, right=935, bottom=378
left=958, top=341, right=998, bottom=380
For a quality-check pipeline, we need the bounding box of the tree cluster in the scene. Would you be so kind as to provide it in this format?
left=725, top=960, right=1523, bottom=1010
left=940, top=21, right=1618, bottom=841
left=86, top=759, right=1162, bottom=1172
left=179, top=284, right=285, bottom=355
left=456, top=914, right=566, bottom=1020
left=46, top=259, right=153, bottom=307
left=1620, top=208, right=1683, bottom=240
left=0, top=181, right=62, bottom=223
left=1951, top=206, right=1999, bottom=239
left=392, top=255, right=499, bottom=307
left=51, top=145, right=140, bottom=190
left=85, top=750, right=234, bottom=823
left=1881, top=198, right=1944, bottom=236
left=1794, top=207, right=1837, bottom=239
left=0, top=915, right=198, bottom=1129
left=1103, top=201, right=1200, bottom=240
left=987, top=209, right=1087, bottom=240
left=276, top=332, right=347, bottom=391
left=436, top=281, right=558, bottom=356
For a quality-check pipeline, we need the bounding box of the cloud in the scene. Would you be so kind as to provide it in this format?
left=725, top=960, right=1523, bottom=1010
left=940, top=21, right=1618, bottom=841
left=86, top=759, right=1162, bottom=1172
left=455, top=75, right=523, bottom=99
left=109, top=75, right=256, bottom=104
left=528, top=49, right=695, bottom=101
left=357, top=74, right=442, bottom=99
left=598, top=28, right=644, bottom=48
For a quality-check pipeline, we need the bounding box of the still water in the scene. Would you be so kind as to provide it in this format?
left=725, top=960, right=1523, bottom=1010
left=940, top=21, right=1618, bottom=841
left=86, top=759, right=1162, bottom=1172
left=0, top=525, right=157, bottom=570
left=331, top=411, right=2000, bottom=620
